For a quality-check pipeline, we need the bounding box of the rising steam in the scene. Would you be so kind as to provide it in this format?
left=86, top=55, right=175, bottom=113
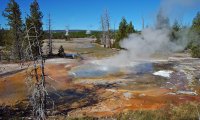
left=93, top=27, right=188, bottom=67
left=161, top=0, right=200, bottom=12
left=160, top=0, right=200, bottom=18
left=93, top=0, right=198, bottom=67
left=92, top=1, right=196, bottom=67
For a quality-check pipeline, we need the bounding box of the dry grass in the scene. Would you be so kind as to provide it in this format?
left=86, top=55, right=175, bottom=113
left=47, top=102, right=200, bottom=120
left=43, top=39, right=118, bottom=58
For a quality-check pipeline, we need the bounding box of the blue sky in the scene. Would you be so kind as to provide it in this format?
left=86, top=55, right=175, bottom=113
left=0, top=0, right=200, bottom=30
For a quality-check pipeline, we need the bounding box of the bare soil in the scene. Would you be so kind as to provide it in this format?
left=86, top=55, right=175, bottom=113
left=0, top=38, right=200, bottom=118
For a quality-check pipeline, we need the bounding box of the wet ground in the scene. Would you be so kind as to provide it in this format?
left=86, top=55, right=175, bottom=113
left=66, top=55, right=200, bottom=117
left=0, top=39, right=200, bottom=118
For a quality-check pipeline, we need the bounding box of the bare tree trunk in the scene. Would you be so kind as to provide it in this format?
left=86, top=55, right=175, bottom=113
left=48, top=14, right=52, bottom=55
left=105, top=10, right=111, bottom=48
left=25, top=24, right=47, bottom=120
left=101, top=15, right=106, bottom=47
left=101, top=9, right=111, bottom=48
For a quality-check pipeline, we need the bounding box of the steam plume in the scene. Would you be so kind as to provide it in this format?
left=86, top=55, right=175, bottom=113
left=93, top=27, right=188, bottom=67
left=160, top=0, right=200, bottom=17
left=92, top=1, right=194, bottom=66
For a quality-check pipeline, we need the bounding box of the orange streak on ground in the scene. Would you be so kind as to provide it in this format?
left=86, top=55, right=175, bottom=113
left=0, top=71, right=27, bottom=105
left=77, top=95, right=200, bottom=118
left=68, top=87, right=200, bottom=117
left=0, top=63, right=73, bottom=105
left=1, top=63, right=200, bottom=118
left=44, top=64, right=70, bottom=90
left=118, top=88, right=170, bottom=96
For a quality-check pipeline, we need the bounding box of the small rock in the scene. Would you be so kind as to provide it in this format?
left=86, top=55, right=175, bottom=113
left=139, top=93, right=146, bottom=97
left=176, top=90, right=198, bottom=96
left=123, top=92, right=133, bottom=99
left=166, top=92, right=176, bottom=95
left=106, top=89, right=117, bottom=93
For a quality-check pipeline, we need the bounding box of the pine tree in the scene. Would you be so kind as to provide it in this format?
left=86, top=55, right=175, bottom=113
left=58, top=45, right=65, bottom=57
left=118, top=17, right=128, bottom=39
left=172, top=20, right=181, bottom=32
left=170, top=20, right=181, bottom=41
left=3, top=0, right=23, bottom=60
left=114, top=17, right=128, bottom=48
left=191, top=12, right=200, bottom=35
left=0, top=27, right=4, bottom=46
left=190, top=12, right=200, bottom=58
left=126, top=21, right=135, bottom=34
left=156, top=9, right=170, bottom=29
left=26, top=0, right=43, bottom=57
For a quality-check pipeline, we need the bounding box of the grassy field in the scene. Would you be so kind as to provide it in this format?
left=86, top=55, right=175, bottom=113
left=43, top=38, right=118, bottom=58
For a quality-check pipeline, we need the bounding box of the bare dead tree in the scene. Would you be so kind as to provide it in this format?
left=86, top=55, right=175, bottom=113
left=47, top=14, right=53, bottom=56
left=24, top=23, right=47, bottom=120
left=101, top=15, right=106, bottom=47
left=142, top=16, right=145, bottom=30
left=101, top=9, right=111, bottom=48
left=105, top=10, right=111, bottom=48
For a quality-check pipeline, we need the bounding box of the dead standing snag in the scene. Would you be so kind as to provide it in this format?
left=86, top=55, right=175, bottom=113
left=25, top=24, right=47, bottom=120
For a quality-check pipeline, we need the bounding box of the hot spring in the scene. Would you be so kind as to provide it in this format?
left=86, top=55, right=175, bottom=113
left=68, top=60, right=154, bottom=79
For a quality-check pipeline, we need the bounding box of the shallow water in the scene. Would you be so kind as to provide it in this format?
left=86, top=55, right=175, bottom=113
left=125, top=63, right=153, bottom=74
left=68, top=62, right=154, bottom=78
left=69, top=63, right=120, bottom=78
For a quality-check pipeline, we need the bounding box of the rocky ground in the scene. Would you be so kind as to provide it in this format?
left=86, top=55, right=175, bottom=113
left=0, top=39, right=200, bottom=119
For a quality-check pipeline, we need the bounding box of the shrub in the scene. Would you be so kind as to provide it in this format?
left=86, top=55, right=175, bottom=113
left=58, top=45, right=65, bottom=57
left=191, top=44, right=200, bottom=58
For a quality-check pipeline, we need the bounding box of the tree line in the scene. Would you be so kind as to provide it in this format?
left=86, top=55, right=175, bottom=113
left=190, top=12, right=200, bottom=57
left=102, top=10, right=200, bottom=58
left=0, top=0, right=43, bottom=61
left=1, top=0, right=200, bottom=59
left=43, top=30, right=98, bottom=39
